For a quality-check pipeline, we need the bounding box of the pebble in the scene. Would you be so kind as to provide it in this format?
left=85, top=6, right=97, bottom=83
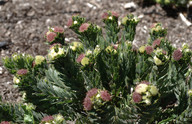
left=124, top=2, right=137, bottom=10
left=0, top=67, right=3, bottom=74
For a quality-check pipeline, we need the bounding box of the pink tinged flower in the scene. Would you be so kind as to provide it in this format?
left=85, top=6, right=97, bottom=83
left=145, top=46, right=153, bottom=55
left=140, top=81, right=150, bottom=85
left=132, top=92, right=142, bottom=103
left=162, top=50, right=167, bottom=55
left=173, top=49, right=182, bottom=61
left=152, top=39, right=161, bottom=48
left=50, top=43, right=62, bottom=49
left=100, top=90, right=111, bottom=101
left=0, top=121, right=11, bottom=124
left=67, top=17, right=73, bottom=27
left=41, top=115, right=54, bottom=122
left=47, top=32, right=57, bottom=42
left=111, top=11, right=119, bottom=17
left=102, top=12, right=109, bottom=19
left=54, top=26, right=64, bottom=33
left=76, top=54, right=85, bottom=63
left=113, top=44, right=118, bottom=50
left=17, top=69, right=28, bottom=76
left=151, top=23, right=157, bottom=28
left=83, top=97, right=92, bottom=111
left=86, top=88, right=98, bottom=98
left=79, top=23, right=90, bottom=32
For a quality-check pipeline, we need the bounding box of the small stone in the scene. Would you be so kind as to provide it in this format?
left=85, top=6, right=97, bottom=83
left=0, top=67, right=3, bottom=74
left=124, top=2, right=137, bottom=10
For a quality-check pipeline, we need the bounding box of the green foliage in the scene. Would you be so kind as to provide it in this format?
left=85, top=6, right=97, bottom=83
left=1, top=11, right=192, bottom=123
left=147, top=0, right=189, bottom=7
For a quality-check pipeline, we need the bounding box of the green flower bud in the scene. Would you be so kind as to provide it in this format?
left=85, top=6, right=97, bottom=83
left=182, top=43, right=189, bottom=50
left=188, top=89, right=192, bottom=97
left=94, top=45, right=101, bottom=56
left=70, top=42, right=83, bottom=51
left=122, top=16, right=128, bottom=25
left=149, top=85, right=158, bottom=96
left=81, top=57, right=89, bottom=66
left=13, top=76, right=20, bottom=84
left=154, top=56, right=163, bottom=66
left=105, top=46, right=117, bottom=54
left=35, top=55, right=45, bottom=65
left=139, top=46, right=146, bottom=53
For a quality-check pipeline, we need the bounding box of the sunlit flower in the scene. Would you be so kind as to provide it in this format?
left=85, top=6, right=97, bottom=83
left=47, top=32, right=57, bottom=42
left=83, top=97, right=92, bottom=111
left=79, top=23, right=90, bottom=32
left=135, top=83, right=148, bottom=94
left=86, top=88, right=98, bottom=98
left=132, top=92, right=142, bottom=103
left=173, top=49, right=182, bottom=61
left=100, top=90, right=111, bottom=101
left=48, top=47, right=64, bottom=60
left=67, top=17, right=73, bottom=27
left=17, top=69, right=28, bottom=76
left=81, top=57, right=89, bottom=66
left=154, top=56, right=163, bottom=66
left=145, top=46, right=153, bottom=55
left=76, top=54, right=85, bottom=63
left=54, top=26, right=64, bottom=33
left=144, top=98, right=151, bottom=105
left=13, top=76, right=20, bottom=84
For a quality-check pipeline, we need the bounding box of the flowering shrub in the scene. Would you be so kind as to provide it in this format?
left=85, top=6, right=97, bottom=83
left=1, top=11, right=192, bottom=123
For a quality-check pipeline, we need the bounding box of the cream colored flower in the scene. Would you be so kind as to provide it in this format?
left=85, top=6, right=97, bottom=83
left=144, top=98, right=151, bottom=105
left=35, top=55, right=45, bottom=65
left=135, top=83, right=148, bottom=94
left=48, top=48, right=64, bottom=60
left=13, top=76, right=20, bottom=84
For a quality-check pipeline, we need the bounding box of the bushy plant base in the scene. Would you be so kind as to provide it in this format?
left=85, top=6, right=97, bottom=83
left=1, top=11, right=192, bottom=124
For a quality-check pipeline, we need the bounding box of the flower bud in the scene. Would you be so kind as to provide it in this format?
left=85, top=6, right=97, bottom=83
left=144, top=98, right=151, bottom=105
left=133, top=92, right=142, bottom=103
left=122, top=16, right=128, bottom=25
left=149, top=85, right=158, bottom=96
left=81, top=57, right=89, bottom=66
left=13, top=76, right=20, bottom=84
left=0, top=121, right=11, bottom=124
left=154, top=56, right=163, bottom=66
left=34, top=55, right=45, bottom=66
left=86, top=50, right=93, bottom=56
left=139, top=46, right=146, bottom=53
left=188, top=89, right=192, bottom=97
left=173, top=49, right=182, bottom=61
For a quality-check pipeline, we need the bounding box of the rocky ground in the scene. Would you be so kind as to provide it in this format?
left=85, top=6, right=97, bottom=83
left=0, top=0, right=192, bottom=103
